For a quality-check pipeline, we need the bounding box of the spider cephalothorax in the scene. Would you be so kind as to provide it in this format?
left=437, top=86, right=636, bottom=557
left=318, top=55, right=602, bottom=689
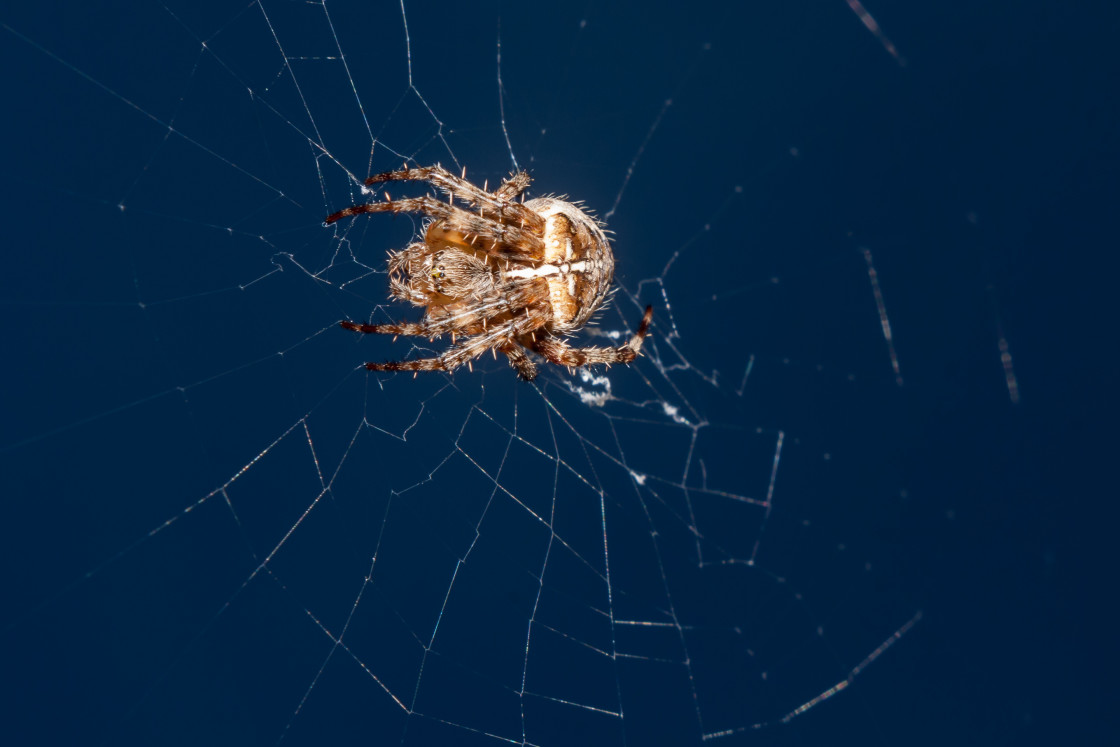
left=327, top=164, right=652, bottom=381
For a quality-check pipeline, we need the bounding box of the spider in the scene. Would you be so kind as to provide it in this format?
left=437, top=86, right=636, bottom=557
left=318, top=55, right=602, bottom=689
left=326, top=164, right=653, bottom=382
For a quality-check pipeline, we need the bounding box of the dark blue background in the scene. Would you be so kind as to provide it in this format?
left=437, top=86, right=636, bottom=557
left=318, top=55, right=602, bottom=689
left=2, top=2, right=1113, bottom=745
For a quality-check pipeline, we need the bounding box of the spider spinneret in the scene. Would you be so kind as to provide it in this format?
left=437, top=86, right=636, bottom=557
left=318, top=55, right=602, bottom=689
left=327, top=164, right=652, bottom=381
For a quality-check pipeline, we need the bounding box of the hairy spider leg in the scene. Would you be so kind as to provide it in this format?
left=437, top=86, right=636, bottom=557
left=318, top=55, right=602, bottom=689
left=340, top=320, right=429, bottom=336
left=340, top=314, right=488, bottom=341
left=356, top=314, right=548, bottom=377
left=346, top=305, right=649, bottom=379
left=530, top=305, right=653, bottom=368
left=500, top=344, right=539, bottom=381
left=360, top=333, right=490, bottom=374
left=325, top=195, right=544, bottom=257
left=494, top=171, right=533, bottom=201
left=365, top=165, right=544, bottom=234
left=344, top=272, right=551, bottom=338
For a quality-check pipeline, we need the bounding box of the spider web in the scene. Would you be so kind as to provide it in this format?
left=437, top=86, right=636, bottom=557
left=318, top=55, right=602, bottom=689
left=0, top=1, right=964, bottom=745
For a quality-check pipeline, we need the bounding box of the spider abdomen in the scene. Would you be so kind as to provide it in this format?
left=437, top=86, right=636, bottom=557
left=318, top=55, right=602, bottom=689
left=524, top=198, right=615, bottom=332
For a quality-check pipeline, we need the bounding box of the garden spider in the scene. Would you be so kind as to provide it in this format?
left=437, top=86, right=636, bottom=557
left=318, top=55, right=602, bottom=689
left=327, top=164, right=652, bottom=382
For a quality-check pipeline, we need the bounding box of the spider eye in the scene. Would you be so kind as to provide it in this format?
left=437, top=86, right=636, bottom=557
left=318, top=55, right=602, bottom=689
left=431, top=265, right=446, bottom=280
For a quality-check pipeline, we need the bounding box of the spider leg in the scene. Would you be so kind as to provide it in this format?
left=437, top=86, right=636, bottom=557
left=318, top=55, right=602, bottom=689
left=365, top=164, right=545, bottom=234
left=500, top=344, right=539, bottom=381
left=365, top=356, right=451, bottom=374
left=363, top=340, right=480, bottom=375
left=340, top=320, right=429, bottom=336
left=494, top=171, right=532, bottom=202
left=530, top=306, right=653, bottom=369
left=326, top=195, right=544, bottom=257
left=342, top=308, right=464, bottom=339
left=359, top=316, right=544, bottom=377
left=340, top=313, right=472, bottom=341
